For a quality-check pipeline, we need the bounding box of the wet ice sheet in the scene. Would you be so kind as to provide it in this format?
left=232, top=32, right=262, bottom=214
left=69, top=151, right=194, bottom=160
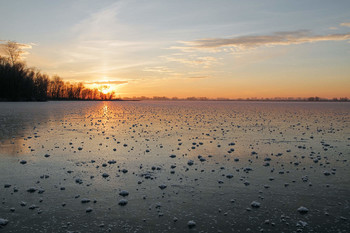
left=0, top=101, right=349, bottom=232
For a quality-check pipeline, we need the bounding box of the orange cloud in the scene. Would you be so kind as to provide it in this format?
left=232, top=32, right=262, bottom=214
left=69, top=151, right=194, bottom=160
left=165, top=56, right=218, bottom=67
left=187, top=76, right=209, bottom=79
left=143, top=66, right=173, bottom=73
left=85, top=80, right=128, bottom=85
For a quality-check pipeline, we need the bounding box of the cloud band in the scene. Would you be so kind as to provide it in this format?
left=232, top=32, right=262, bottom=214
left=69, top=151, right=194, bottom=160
left=178, top=30, right=350, bottom=51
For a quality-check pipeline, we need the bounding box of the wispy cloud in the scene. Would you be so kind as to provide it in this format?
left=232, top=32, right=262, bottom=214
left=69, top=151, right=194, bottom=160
left=143, top=66, right=174, bottom=73
left=187, top=76, right=209, bottom=79
left=72, top=2, right=123, bottom=41
left=174, top=30, right=350, bottom=52
left=0, top=40, right=34, bottom=59
left=0, top=40, right=33, bottom=49
left=85, top=80, right=128, bottom=85
left=340, top=22, right=350, bottom=27
left=142, top=66, right=183, bottom=77
left=164, top=55, right=218, bottom=67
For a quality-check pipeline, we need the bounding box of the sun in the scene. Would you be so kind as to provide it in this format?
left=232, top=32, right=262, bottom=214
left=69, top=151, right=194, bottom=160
left=99, top=85, right=112, bottom=94
left=101, top=88, right=109, bottom=94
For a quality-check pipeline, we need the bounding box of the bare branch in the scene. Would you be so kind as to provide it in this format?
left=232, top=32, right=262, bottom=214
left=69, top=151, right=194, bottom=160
left=1, top=41, right=25, bottom=65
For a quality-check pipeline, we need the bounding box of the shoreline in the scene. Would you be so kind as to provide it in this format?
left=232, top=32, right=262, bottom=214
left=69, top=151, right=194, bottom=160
left=0, top=99, right=348, bottom=103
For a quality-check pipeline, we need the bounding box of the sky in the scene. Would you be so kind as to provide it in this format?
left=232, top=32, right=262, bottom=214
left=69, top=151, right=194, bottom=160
left=0, top=0, right=349, bottom=98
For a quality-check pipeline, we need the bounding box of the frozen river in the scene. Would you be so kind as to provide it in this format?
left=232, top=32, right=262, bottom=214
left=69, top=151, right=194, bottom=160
left=0, top=101, right=349, bottom=232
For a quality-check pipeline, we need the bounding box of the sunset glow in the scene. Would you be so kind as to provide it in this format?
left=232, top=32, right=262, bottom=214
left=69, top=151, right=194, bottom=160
left=1, top=0, right=349, bottom=99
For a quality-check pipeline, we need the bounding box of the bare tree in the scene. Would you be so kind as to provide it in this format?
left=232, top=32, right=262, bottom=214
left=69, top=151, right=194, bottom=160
left=74, top=82, right=84, bottom=99
left=1, top=41, right=24, bottom=66
left=81, top=88, right=89, bottom=100
left=92, top=88, right=99, bottom=100
left=48, top=75, right=65, bottom=99
left=107, top=91, right=115, bottom=100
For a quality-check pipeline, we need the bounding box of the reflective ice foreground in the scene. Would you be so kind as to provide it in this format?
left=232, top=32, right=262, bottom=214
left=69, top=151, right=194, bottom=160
left=0, top=101, right=349, bottom=233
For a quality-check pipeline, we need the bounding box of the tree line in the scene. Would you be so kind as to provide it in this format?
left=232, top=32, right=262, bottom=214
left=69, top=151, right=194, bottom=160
left=122, top=96, right=349, bottom=101
left=0, top=41, right=115, bottom=101
left=47, top=76, right=115, bottom=100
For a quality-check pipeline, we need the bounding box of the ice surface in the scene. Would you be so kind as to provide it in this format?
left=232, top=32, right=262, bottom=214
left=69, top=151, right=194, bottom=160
left=0, top=101, right=349, bottom=232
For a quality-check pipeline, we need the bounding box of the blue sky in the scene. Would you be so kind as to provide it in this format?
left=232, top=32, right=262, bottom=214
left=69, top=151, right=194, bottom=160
left=1, top=0, right=349, bottom=98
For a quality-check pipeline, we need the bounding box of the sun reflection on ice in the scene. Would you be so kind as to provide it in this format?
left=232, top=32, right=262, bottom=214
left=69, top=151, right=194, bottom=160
left=103, top=104, right=108, bottom=116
